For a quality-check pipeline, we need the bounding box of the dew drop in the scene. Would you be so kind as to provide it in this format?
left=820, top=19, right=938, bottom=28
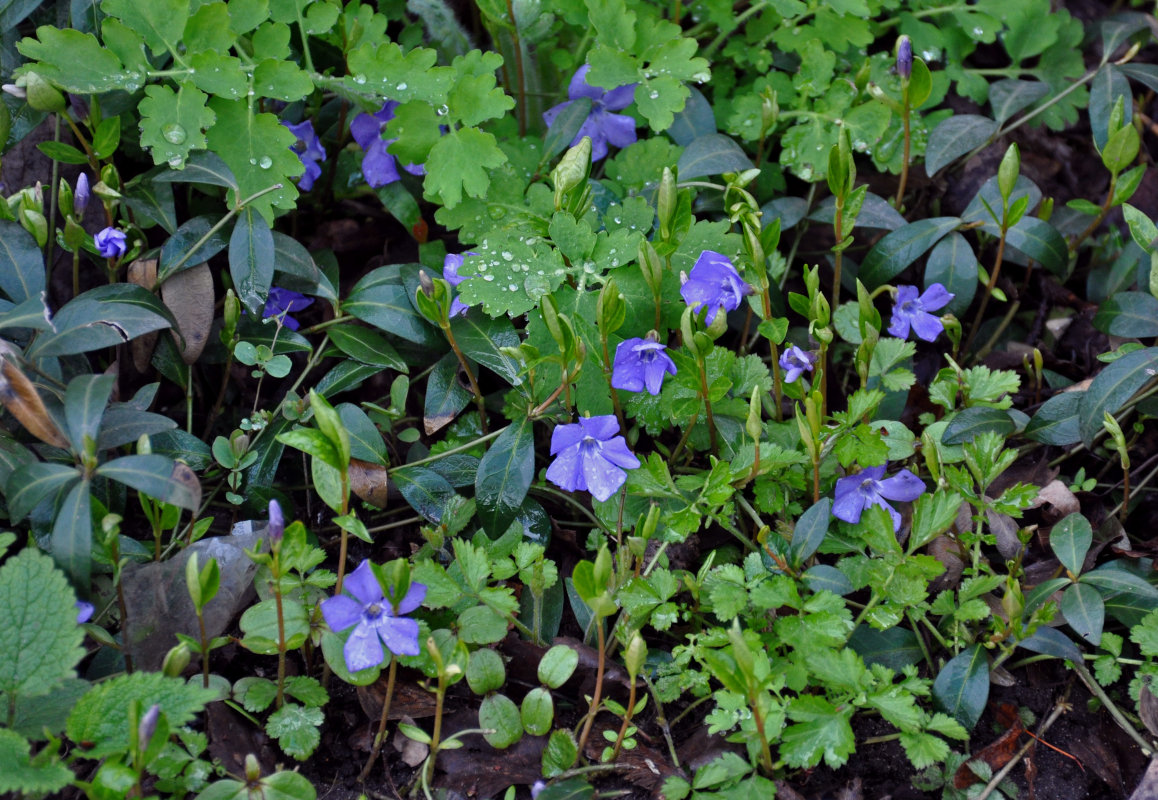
left=258, top=156, right=273, bottom=169
left=483, top=274, right=495, bottom=281
left=501, top=251, right=513, bottom=261
left=396, top=82, right=407, bottom=91
left=161, top=123, right=187, bottom=145
left=508, top=283, right=518, bottom=292
left=248, top=157, right=258, bottom=165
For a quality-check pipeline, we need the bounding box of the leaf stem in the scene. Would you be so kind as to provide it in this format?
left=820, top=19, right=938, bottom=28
left=359, top=657, right=399, bottom=781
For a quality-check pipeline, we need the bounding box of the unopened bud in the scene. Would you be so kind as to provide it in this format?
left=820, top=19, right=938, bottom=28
left=268, top=499, right=284, bottom=543
left=896, top=36, right=912, bottom=81
left=161, top=642, right=191, bottom=677
left=418, top=269, right=434, bottom=296
left=75, top=173, right=90, bottom=216
left=138, top=704, right=161, bottom=747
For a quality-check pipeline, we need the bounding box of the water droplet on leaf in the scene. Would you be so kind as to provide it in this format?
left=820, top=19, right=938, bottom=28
left=161, top=124, right=187, bottom=145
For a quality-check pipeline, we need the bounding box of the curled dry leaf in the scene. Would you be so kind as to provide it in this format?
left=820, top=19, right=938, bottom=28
left=170, top=461, right=203, bottom=511
left=0, top=354, right=70, bottom=449
left=127, top=258, right=159, bottom=372
left=161, top=263, right=214, bottom=365
left=348, top=458, right=389, bottom=507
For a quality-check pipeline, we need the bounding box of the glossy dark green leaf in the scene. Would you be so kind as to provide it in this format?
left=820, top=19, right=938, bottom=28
left=788, top=497, right=831, bottom=566
left=668, top=87, right=716, bottom=145
left=848, top=625, right=923, bottom=671
left=1003, top=217, right=1067, bottom=276
left=96, top=407, right=177, bottom=451
left=1093, top=292, right=1158, bottom=338
left=542, top=97, right=591, bottom=159
left=1023, top=577, right=1071, bottom=617
left=923, top=232, right=977, bottom=317
left=424, top=351, right=472, bottom=436
left=63, top=374, right=114, bottom=454
left=343, top=266, right=440, bottom=348
left=157, top=214, right=229, bottom=281
left=37, top=141, right=89, bottom=165
left=152, top=151, right=238, bottom=190
left=5, top=462, right=79, bottom=522
left=147, top=429, right=213, bottom=471
left=53, top=478, right=92, bottom=591
left=123, top=175, right=177, bottom=234
left=0, top=294, right=52, bottom=331
left=1089, top=64, right=1132, bottom=152
left=1101, top=16, right=1150, bottom=61
left=0, top=220, right=45, bottom=303
left=313, top=361, right=378, bottom=398
left=230, top=207, right=275, bottom=317
left=328, top=323, right=407, bottom=372
left=1050, top=512, right=1091, bottom=576
left=988, top=79, right=1049, bottom=125
left=1061, top=582, right=1104, bottom=645
left=1024, top=391, right=1081, bottom=446
left=393, top=465, right=457, bottom=524
left=801, top=564, right=852, bottom=596
left=30, top=284, right=176, bottom=357
left=924, top=115, right=997, bottom=176
left=97, top=454, right=200, bottom=510
left=479, top=693, right=523, bottom=749
left=235, top=315, right=312, bottom=354
left=677, top=133, right=754, bottom=180
left=858, top=217, right=961, bottom=289
left=336, top=403, right=386, bottom=465
left=245, top=417, right=289, bottom=506
left=1080, top=566, right=1158, bottom=601
left=270, top=230, right=323, bottom=289
left=963, top=175, right=1041, bottom=226
left=1078, top=346, right=1158, bottom=445
left=475, top=419, right=534, bottom=536
left=942, top=407, right=1016, bottom=446
left=1015, top=626, right=1082, bottom=663
left=932, top=644, right=988, bottom=730
left=1120, top=63, right=1158, bottom=95
left=810, top=193, right=906, bottom=231
left=450, top=312, right=521, bottom=384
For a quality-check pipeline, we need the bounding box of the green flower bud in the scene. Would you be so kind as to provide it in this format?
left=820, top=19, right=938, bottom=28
left=638, top=239, right=664, bottom=294
left=19, top=72, right=65, bottom=113
left=552, top=136, right=591, bottom=210
left=161, top=642, right=191, bottom=677
left=997, top=143, right=1020, bottom=204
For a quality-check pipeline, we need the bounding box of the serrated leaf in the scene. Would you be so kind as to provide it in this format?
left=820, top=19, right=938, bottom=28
left=858, top=217, right=961, bottom=289
left=932, top=644, right=988, bottom=730
left=253, top=59, right=314, bottom=102
left=17, top=27, right=140, bottom=93
left=0, top=548, right=85, bottom=699
left=205, top=99, right=302, bottom=222
left=458, top=235, right=568, bottom=318
left=266, top=703, right=323, bottom=760
left=781, top=695, right=855, bottom=769
left=924, top=115, right=997, bottom=177
left=138, top=82, right=214, bottom=169
left=635, top=75, right=690, bottom=131
left=423, top=127, right=507, bottom=209
left=345, top=41, right=455, bottom=105
left=0, top=729, right=74, bottom=794
left=102, top=0, right=188, bottom=55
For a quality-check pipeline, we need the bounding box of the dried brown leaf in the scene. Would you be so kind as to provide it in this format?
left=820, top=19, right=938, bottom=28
left=161, top=263, right=214, bottom=365
left=0, top=356, right=69, bottom=449
left=349, top=458, right=389, bottom=507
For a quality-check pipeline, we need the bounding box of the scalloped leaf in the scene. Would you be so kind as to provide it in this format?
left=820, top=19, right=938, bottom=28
left=138, top=82, right=215, bottom=169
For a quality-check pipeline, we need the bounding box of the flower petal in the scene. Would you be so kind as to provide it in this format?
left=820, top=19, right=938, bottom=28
left=867, top=497, right=904, bottom=531
left=909, top=311, right=945, bottom=342
left=887, top=313, right=911, bottom=339
left=345, top=560, right=384, bottom=606
left=919, top=283, right=954, bottom=311
left=379, top=617, right=421, bottom=656
left=602, top=83, right=637, bottom=111
left=578, top=415, right=620, bottom=441
left=599, top=112, right=637, bottom=149
left=349, top=113, right=381, bottom=150
left=598, top=437, right=641, bottom=470
left=832, top=482, right=868, bottom=523
left=542, top=99, right=573, bottom=129
left=582, top=453, right=627, bottom=502
left=393, top=581, right=427, bottom=615
left=546, top=447, right=586, bottom=493
left=322, top=594, right=364, bottom=633
left=877, top=469, right=925, bottom=502
left=567, top=65, right=604, bottom=101
left=549, top=423, right=586, bottom=455
left=344, top=621, right=386, bottom=672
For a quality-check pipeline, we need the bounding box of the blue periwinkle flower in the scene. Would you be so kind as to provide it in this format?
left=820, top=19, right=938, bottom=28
left=283, top=119, right=326, bottom=191
left=74, top=173, right=90, bottom=216
left=612, top=336, right=677, bottom=395
left=263, top=287, right=314, bottom=331
left=442, top=252, right=476, bottom=318
left=350, top=101, right=425, bottom=188
left=546, top=415, right=640, bottom=503
left=543, top=65, right=637, bottom=162
left=321, top=559, right=426, bottom=672
left=94, top=227, right=127, bottom=258
left=680, top=251, right=753, bottom=325
left=833, top=464, right=925, bottom=531
left=76, top=601, right=94, bottom=624
left=779, top=345, right=815, bottom=384
left=268, top=499, right=284, bottom=543
left=138, top=704, right=161, bottom=747
left=897, top=35, right=913, bottom=81
left=889, top=284, right=954, bottom=342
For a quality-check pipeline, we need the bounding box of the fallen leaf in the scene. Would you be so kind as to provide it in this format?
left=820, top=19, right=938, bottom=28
left=0, top=355, right=70, bottom=449
left=161, top=262, right=214, bottom=364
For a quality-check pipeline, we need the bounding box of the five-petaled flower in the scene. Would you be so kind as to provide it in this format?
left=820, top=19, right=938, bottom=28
left=350, top=102, right=425, bottom=188
left=283, top=119, right=326, bottom=191
left=680, top=251, right=753, bottom=325
left=889, top=284, right=954, bottom=342
left=263, top=287, right=314, bottom=331
left=546, top=415, right=640, bottom=503
left=442, top=252, right=476, bottom=318
left=95, top=227, right=127, bottom=259
left=543, top=65, right=637, bottom=162
left=612, top=336, right=677, bottom=395
left=833, top=464, right=925, bottom=531
left=779, top=345, right=815, bottom=383
left=321, top=559, right=426, bottom=673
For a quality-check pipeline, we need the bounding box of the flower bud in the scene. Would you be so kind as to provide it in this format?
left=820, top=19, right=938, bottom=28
left=19, top=72, right=65, bottom=113
left=75, top=173, right=90, bottom=217
left=998, top=143, right=1020, bottom=204
left=552, top=136, right=591, bottom=210
left=138, top=704, right=161, bottom=748
left=896, top=36, right=913, bottom=81
left=657, top=166, right=677, bottom=240
left=268, top=499, right=284, bottom=543
left=161, top=642, right=191, bottom=677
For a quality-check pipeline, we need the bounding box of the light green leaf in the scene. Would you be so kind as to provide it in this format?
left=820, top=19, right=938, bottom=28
left=266, top=703, right=323, bottom=760
left=205, top=99, right=302, bottom=222
left=17, top=27, right=140, bottom=93
left=423, top=127, right=507, bottom=209
left=138, top=82, right=214, bottom=170
left=102, top=0, right=189, bottom=55
left=0, top=728, right=74, bottom=794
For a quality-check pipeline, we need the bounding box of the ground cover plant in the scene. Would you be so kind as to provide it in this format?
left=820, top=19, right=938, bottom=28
left=1, top=0, right=1158, bottom=798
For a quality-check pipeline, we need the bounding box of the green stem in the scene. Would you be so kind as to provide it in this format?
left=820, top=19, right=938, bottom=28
left=697, top=358, right=719, bottom=456
left=389, top=427, right=506, bottom=473
left=359, top=657, right=399, bottom=781
left=610, top=677, right=637, bottom=761
left=576, top=619, right=607, bottom=760
left=962, top=227, right=1008, bottom=355
left=441, top=323, right=488, bottom=435
left=1069, top=172, right=1118, bottom=253
left=161, top=183, right=284, bottom=281
left=503, top=0, right=527, bottom=137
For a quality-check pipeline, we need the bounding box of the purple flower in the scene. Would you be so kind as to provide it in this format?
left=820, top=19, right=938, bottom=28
left=138, top=704, right=161, bottom=747
left=74, top=173, right=90, bottom=216
left=442, top=252, right=476, bottom=317
left=262, top=287, right=314, bottom=331
left=543, top=65, right=637, bottom=162
left=612, top=337, right=676, bottom=395
left=889, top=284, right=954, bottom=342
left=680, top=251, right=753, bottom=325
left=321, top=559, right=426, bottom=672
left=546, top=415, right=640, bottom=502
left=268, top=499, right=284, bottom=543
left=779, top=345, right=815, bottom=383
left=897, top=35, right=913, bottom=81
left=833, top=465, right=925, bottom=531
left=283, top=119, right=325, bottom=191
left=94, top=227, right=127, bottom=258
left=76, top=601, right=94, bottom=623
left=350, top=102, right=425, bottom=188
